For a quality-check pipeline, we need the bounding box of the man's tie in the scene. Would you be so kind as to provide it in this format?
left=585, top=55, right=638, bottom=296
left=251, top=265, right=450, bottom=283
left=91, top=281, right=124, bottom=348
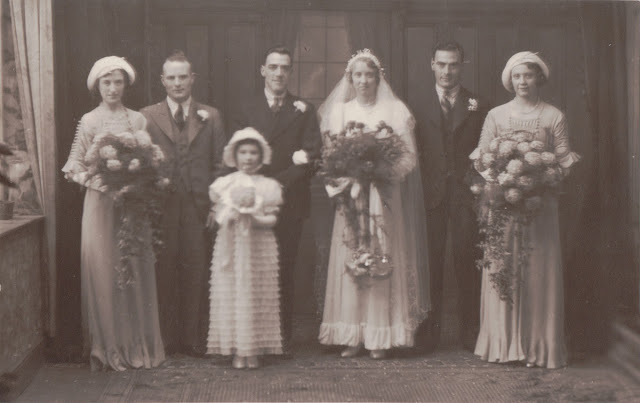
left=175, top=104, right=185, bottom=130
left=440, top=91, right=453, bottom=117
left=271, top=96, right=283, bottom=113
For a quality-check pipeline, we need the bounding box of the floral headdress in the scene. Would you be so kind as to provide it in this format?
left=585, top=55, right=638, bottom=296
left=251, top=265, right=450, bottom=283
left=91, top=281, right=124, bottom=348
left=345, top=48, right=384, bottom=76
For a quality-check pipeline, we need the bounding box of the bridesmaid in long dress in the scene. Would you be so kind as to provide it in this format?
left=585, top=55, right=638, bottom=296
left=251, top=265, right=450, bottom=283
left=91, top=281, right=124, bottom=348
left=62, top=56, right=165, bottom=371
left=471, top=52, right=580, bottom=369
left=317, top=50, right=430, bottom=359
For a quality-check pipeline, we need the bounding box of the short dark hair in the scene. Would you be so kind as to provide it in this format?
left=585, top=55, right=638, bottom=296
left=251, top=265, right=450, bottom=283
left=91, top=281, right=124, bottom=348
left=90, top=68, right=131, bottom=100
left=234, top=138, right=264, bottom=162
left=262, top=45, right=292, bottom=65
left=432, top=41, right=464, bottom=63
left=505, top=61, right=548, bottom=92
left=163, top=49, right=193, bottom=73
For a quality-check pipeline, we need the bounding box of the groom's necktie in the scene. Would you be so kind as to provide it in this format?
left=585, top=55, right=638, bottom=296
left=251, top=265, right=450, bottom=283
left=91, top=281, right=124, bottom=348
left=174, top=104, right=185, bottom=131
left=271, top=96, right=284, bottom=114
left=440, top=90, right=453, bottom=117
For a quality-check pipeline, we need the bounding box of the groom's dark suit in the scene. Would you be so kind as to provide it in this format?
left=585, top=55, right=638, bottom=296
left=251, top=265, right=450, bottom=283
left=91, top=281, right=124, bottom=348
left=141, top=100, right=226, bottom=352
left=414, top=86, right=488, bottom=350
left=230, top=92, right=321, bottom=343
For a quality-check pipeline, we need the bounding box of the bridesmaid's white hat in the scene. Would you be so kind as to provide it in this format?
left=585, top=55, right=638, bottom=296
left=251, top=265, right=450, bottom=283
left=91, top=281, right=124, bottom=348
left=501, top=51, right=549, bottom=92
left=87, top=56, right=136, bottom=91
left=223, top=127, right=272, bottom=167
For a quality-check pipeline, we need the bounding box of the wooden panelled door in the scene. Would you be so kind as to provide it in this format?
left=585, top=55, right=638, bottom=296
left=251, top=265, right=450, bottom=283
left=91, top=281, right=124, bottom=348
left=145, top=4, right=265, bottom=122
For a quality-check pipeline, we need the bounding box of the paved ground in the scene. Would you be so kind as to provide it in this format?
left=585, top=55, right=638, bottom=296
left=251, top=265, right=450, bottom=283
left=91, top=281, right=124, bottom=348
left=16, top=321, right=640, bottom=403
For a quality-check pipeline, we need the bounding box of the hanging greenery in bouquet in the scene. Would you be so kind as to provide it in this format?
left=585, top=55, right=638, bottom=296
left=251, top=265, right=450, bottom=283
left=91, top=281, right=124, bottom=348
left=320, top=120, right=407, bottom=286
left=84, top=130, right=170, bottom=289
left=470, top=130, right=563, bottom=302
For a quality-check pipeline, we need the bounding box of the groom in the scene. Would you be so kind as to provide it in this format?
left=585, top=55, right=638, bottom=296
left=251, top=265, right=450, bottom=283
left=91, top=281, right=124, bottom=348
left=414, top=41, right=488, bottom=351
left=141, top=50, right=227, bottom=356
left=230, top=45, right=322, bottom=346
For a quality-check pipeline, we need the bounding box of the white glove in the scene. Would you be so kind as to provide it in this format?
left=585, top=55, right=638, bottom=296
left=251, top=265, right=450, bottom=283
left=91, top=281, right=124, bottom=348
left=325, top=177, right=351, bottom=198
left=292, top=149, right=309, bottom=165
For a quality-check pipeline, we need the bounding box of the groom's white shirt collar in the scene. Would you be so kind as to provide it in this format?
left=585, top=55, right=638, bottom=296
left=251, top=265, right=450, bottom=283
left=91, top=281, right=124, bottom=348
left=436, top=84, right=460, bottom=106
left=166, top=96, right=192, bottom=119
left=264, top=88, right=286, bottom=108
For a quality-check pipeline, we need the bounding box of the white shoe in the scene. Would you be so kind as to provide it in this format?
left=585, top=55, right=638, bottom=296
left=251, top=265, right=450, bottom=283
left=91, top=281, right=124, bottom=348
left=340, top=345, right=362, bottom=358
left=232, top=356, right=246, bottom=369
left=370, top=349, right=387, bottom=359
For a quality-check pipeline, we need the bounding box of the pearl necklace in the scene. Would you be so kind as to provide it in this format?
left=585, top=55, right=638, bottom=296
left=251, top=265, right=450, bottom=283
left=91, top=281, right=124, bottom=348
left=515, top=98, right=540, bottom=115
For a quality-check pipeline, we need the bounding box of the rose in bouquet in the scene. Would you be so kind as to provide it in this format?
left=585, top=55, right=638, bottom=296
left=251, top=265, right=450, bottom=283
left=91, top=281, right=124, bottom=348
left=84, top=130, right=170, bottom=288
left=320, top=121, right=406, bottom=285
left=471, top=130, right=563, bottom=302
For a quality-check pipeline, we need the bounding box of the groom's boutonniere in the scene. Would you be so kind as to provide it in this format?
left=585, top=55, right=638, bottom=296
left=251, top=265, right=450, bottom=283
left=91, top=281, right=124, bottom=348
left=196, top=109, right=209, bottom=122
left=293, top=100, right=307, bottom=113
left=468, top=98, right=479, bottom=112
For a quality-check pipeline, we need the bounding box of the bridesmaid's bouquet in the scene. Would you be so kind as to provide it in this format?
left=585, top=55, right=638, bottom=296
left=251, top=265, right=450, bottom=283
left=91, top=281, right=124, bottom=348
left=320, top=121, right=407, bottom=285
left=470, top=130, right=564, bottom=302
left=84, top=130, right=170, bottom=288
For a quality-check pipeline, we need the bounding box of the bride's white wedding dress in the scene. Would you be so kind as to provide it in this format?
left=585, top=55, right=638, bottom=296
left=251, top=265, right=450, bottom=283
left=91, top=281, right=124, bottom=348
left=318, top=97, right=430, bottom=350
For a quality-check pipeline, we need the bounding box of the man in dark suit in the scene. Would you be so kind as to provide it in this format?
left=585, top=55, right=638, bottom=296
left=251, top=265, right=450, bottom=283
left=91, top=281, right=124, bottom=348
left=141, top=50, right=226, bottom=356
left=230, top=45, right=322, bottom=346
left=414, top=41, right=488, bottom=351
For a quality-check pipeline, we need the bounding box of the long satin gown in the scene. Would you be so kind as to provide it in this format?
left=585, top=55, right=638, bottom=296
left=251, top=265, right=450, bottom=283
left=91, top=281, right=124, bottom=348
left=471, top=101, right=580, bottom=369
left=63, top=106, right=165, bottom=371
left=319, top=99, right=429, bottom=350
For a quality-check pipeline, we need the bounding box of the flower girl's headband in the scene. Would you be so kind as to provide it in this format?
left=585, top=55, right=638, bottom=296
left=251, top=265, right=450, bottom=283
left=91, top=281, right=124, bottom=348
left=345, top=49, right=384, bottom=76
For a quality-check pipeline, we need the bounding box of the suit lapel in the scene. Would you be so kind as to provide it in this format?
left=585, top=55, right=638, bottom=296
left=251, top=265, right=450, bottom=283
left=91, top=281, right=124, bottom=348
left=427, top=88, right=442, bottom=127
left=451, top=88, right=472, bottom=133
left=150, top=101, right=176, bottom=142
left=187, top=101, right=204, bottom=144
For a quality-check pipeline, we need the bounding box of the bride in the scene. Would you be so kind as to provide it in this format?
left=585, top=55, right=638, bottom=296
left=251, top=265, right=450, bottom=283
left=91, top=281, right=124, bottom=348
left=318, top=49, right=430, bottom=359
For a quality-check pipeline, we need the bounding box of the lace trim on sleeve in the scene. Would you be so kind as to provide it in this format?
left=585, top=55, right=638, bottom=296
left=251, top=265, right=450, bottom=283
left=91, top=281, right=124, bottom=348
left=61, top=118, right=90, bottom=186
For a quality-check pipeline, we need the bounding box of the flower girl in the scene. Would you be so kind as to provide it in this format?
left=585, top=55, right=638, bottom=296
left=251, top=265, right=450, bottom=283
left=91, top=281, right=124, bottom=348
left=206, top=128, right=283, bottom=369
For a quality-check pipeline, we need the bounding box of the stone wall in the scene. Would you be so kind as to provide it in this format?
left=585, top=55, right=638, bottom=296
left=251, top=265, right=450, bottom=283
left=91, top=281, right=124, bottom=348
left=0, top=217, right=43, bottom=375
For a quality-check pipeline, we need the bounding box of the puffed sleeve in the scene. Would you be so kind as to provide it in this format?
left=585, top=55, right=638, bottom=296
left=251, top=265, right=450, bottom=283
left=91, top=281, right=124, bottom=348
left=61, top=115, right=92, bottom=186
left=209, top=175, right=231, bottom=205
left=551, top=112, right=581, bottom=168
left=129, top=110, right=148, bottom=131
left=392, top=109, right=418, bottom=180
left=261, top=177, right=283, bottom=216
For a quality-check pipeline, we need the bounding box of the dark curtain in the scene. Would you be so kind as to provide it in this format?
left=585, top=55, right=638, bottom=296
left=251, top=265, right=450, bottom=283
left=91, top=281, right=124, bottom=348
left=564, top=1, right=631, bottom=353
left=53, top=0, right=146, bottom=358
left=266, top=8, right=300, bottom=57
left=346, top=12, right=391, bottom=78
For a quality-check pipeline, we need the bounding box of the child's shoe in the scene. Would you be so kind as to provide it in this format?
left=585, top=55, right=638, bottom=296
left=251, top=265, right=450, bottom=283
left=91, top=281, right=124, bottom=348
left=232, top=356, right=246, bottom=369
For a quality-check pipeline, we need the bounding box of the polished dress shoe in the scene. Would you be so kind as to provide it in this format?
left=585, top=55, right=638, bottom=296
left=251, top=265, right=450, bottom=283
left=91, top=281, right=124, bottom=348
left=232, top=356, right=246, bottom=369
left=340, top=345, right=362, bottom=358
left=369, top=349, right=387, bottom=359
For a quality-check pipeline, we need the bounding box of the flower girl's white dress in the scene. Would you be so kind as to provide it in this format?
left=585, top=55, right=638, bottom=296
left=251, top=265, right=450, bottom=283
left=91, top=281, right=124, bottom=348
left=207, top=171, right=283, bottom=357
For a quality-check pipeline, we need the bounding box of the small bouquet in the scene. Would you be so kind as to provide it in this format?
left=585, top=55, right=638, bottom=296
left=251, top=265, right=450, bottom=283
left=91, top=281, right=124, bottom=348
left=470, top=130, right=563, bottom=302
left=320, top=121, right=407, bottom=285
left=84, top=130, right=170, bottom=288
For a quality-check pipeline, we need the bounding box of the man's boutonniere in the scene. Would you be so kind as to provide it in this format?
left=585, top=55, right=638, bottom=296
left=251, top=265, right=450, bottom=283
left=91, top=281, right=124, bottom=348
left=196, top=109, right=209, bottom=122
left=293, top=100, right=307, bottom=113
left=468, top=98, right=479, bottom=112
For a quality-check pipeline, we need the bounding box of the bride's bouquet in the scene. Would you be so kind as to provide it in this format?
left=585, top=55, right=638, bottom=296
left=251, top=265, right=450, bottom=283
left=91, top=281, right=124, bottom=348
left=470, top=130, right=563, bottom=302
left=84, top=130, right=170, bottom=288
left=320, top=121, right=407, bottom=285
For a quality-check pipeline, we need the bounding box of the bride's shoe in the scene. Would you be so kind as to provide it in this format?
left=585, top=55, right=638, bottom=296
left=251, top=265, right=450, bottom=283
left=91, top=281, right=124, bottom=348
left=370, top=349, right=387, bottom=360
left=232, top=356, right=246, bottom=369
left=340, top=345, right=362, bottom=358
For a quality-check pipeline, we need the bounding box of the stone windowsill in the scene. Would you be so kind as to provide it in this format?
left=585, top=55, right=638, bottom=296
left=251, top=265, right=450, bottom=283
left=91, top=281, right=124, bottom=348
left=0, top=215, right=45, bottom=239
